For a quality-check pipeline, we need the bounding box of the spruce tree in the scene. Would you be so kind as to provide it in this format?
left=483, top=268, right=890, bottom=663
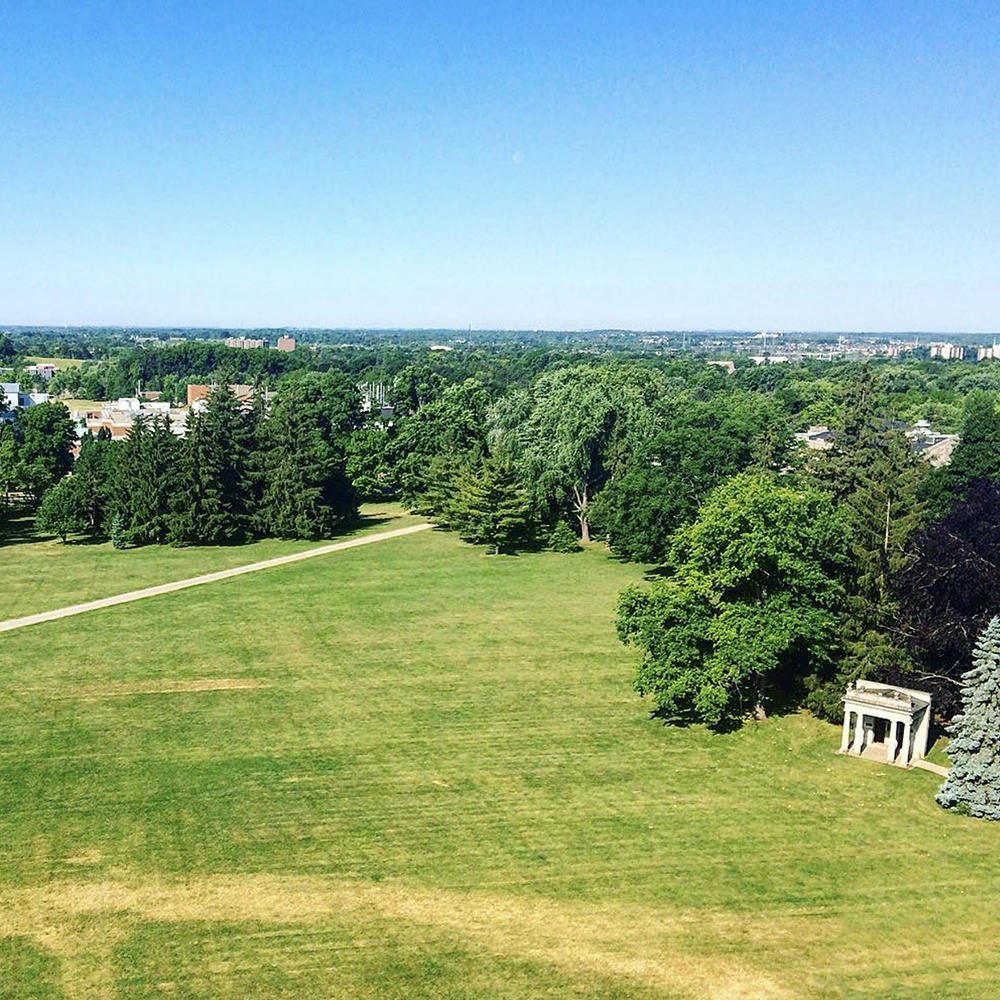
left=445, top=459, right=531, bottom=555
left=258, top=374, right=358, bottom=539
left=937, top=617, right=1000, bottom=820
left=922, top=391, right=1000, bottom=518
left=113, top=415, right=179, bottom=545
left=169, top=386, right=256, bottom=545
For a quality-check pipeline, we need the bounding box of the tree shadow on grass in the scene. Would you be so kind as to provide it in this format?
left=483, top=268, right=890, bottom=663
left=0, top=511, right=43, bottom=548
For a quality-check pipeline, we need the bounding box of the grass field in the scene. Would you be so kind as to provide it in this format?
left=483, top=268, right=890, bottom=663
left=0, top=505, right=422, bottom=622
left=25, top=357, right=88, bottom=369
left=2, top=524, right=999, bottom=999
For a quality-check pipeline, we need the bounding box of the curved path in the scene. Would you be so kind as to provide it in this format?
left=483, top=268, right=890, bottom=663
left=0, top=522, right=431, bottom=636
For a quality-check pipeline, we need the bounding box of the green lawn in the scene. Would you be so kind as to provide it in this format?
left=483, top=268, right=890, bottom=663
left=0, top=504, right=422, bottom=621
left=1, top=526, right=998, bottom=999
left=25, top=357, right=88, bottom=369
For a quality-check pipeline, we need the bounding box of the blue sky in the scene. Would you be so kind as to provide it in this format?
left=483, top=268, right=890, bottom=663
left=1, top=1, right=998, bottom=330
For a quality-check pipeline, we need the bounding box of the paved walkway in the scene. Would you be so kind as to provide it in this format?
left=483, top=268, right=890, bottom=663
left=0, top=522, right=432, bottom=636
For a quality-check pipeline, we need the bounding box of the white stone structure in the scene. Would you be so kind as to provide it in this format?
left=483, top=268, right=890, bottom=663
left=840, top=680, right=932, bottom=768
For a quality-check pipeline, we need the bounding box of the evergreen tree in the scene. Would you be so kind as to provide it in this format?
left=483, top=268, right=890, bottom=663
left=922, top=391, right=1000, bottom=518
left=169, top=387, right=257, bottom=545
left=937, top=617, right=1000, bottom=820
left=112, top=415, right=179, bottom=545
left=811, top=369, right=881, bottom=501
left=0, top=421, right=18, bottom=508
left=110, top=511, right=127, bottom=550
left=443, top=458, right=531, bottom=555
left=258, top=373, right=358, bottom=539
left=73, top=428, right=117, bottom=535
left=834, top=430, right=926, bottom=687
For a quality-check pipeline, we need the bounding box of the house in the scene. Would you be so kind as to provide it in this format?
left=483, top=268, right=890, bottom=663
left=79, top=397, right=190, bottom=439
left=794, top=426, right=834, bottom=451
left=1, top=382, right=50, bottom=417
left=186, top=384, right=275, bottom=410
left=24, top=363, right=59, bottom=380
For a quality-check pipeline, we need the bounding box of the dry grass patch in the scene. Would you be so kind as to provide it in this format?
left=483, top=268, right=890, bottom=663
left=24, top=678, right=270, bottom=700
left=0, top=875, right=798, bottom=1000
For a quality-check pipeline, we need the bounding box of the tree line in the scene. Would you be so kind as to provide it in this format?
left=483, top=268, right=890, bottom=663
left=3, top=346, right=1000, bottom=732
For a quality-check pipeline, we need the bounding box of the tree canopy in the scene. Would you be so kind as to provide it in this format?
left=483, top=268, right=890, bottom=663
left=617, top=474, right=848, bottom=726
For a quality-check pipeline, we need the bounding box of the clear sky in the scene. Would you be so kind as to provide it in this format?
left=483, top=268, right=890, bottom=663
left=1, top=1, right=998, bottom=331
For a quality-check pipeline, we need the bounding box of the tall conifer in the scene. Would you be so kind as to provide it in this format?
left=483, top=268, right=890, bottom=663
left=937, top=617, right=1000, bottom=820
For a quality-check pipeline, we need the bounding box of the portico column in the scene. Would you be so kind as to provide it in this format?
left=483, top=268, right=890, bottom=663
left=841, top=708, right=853, bottom=752
left=852, top=713, right=866, bottom=754
left=897, top=721, right=911, bottom=767
left=885, top=717, right=897, bottom=764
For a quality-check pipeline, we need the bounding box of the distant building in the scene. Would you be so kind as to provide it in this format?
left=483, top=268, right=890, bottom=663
left=77, top=397, right=190, bottom=439
left=749, top=355, right=790, bottom=365
left=1, top=382, right=49, bottom=416
left=794, top=426, right=834, bottom=451
left=186, top=383, right=274, bottom=410
left=977, top=343, right=999, bottom=361
left=224, top=336, right=268, bottom=350
left=706, top=360, right=736, bottom=374
left=929, top=343, right=965, bottom=360
left=275, top=335, right=296, bottom=352
left=24, top=362, right=59, bottom=380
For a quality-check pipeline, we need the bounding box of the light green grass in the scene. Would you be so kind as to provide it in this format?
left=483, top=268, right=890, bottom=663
left=0, top=504, right=421, bottom=621
left=56, top=399, right=103, bottom=412
left=25, top=357, right=88, bottom=369
left=1, top=528, right=998, bottom=999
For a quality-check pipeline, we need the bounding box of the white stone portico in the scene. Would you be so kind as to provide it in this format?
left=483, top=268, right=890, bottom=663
left=839, top=680, right=932, bottom=768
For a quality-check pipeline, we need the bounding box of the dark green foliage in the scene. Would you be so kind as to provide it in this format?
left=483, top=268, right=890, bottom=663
left=921, top=391, right=1000, bottom=518
left=346, top=429, right=394, bottom=500
left=35, top=477, right=88, bottom=542
left=258, top=373, right=359, bottom=539
left=391, top=378, right=491, bottom=508
left=617, top=474, right=848, bottom=726
left=895, top=480, right=1000, bottom=719
left=591, top=392, right=789, bottom=563
left=492, top=364, right=669, bottom=542
left=72, top=429, right=118, bottom=535
left=0, top=420, right=18, bottom=503
left=112, top=416, right=180, bottom=546
left=169, top=387, right=258, bottom=545
left=443, top=458, right=532, bottom=555
left=10, top=401, right=76, bottom=501
left=937, top=617, right=1000, bottom=820
left=547, top=521, right=581, bottom=552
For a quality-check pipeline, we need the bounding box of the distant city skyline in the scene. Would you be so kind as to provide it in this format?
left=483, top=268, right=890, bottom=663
left=2, top=1, right=998, bottom=331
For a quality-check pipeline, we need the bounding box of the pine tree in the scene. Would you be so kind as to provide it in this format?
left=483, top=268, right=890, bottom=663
left=258, top=374, right=358, bottom=539
left=922, top=391, right=1000, bottom=518
left=937, top=617, right=1000, bottom=820
left=112, top=415, right=179, bottom=545
left=169, top=386, right=256, bottom=545
left=444, top=459, right=531, bottom=555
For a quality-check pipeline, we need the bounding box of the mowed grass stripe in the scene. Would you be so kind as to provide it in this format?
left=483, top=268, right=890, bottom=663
left=2, top=526, right=1000, bottom=998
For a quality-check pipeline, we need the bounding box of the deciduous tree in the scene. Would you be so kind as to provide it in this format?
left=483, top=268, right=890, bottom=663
left=617, top=474, right=847, bottom=726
